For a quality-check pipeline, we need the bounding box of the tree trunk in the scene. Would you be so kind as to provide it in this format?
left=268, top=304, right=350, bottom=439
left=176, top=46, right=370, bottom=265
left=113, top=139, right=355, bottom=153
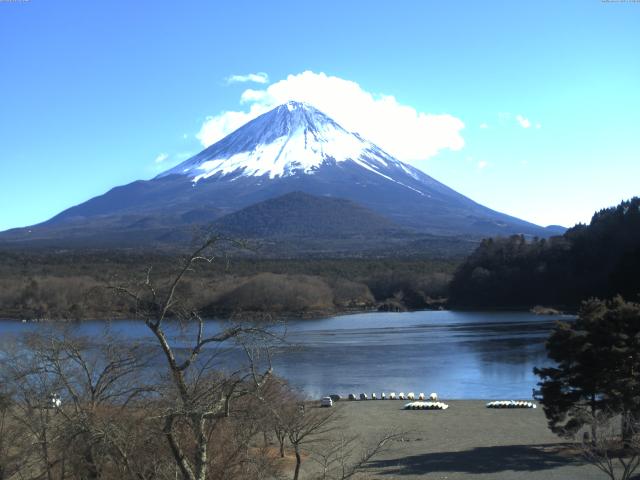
left=41, top=413, right=53, bottom=480
left=275, top=428, right=286, bottom=458
left=590, top=395, right=597, bottom=444
left=293, top=444, right=301, bottom=480
left=622, top=410, right=633, bottom=448
left=84, top=447, right=99, bottom=480
left=60, top=451, right=66, bottom=480
left=194, top=416, right=208, bottom=480
left=164, top=417, right=196, bottom=480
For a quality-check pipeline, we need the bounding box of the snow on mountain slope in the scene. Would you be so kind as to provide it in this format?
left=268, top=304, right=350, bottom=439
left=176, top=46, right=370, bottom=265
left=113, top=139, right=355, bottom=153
left=0, top=100, right=558, bottom=250
left=159, top=101, right=426, bottom=194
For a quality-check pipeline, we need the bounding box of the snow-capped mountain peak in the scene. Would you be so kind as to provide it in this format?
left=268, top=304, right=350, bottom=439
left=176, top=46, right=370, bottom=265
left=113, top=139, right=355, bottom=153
left=5, top=103, right=554, bottom=247
left=158, top=101, right=419, bottom=185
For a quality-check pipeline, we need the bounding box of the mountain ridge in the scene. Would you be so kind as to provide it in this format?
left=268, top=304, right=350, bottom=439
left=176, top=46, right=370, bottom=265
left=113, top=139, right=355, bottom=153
left=0, top=102, right=562, bottom=253
left=213, top=191, right=401, bottom=238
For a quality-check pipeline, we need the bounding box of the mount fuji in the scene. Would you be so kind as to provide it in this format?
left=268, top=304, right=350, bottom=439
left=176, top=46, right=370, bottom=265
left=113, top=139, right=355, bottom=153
left=0, top=101, right=562, bottom=253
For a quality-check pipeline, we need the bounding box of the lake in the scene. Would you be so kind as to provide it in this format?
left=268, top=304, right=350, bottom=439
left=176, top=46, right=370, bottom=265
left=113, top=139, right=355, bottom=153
left=0, top=310, right=571, bottom=399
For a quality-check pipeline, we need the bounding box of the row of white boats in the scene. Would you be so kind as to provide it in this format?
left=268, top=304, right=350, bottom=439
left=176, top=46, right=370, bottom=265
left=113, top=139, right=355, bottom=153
left=404, top=401, right=449, bottom=410
left=321, top=393, right=537, bottom=410
left=403, top=400, right=536, bottom=410
left=343, top=392, right=439, bottom=401
left=485, top=400, right=537, bottom=409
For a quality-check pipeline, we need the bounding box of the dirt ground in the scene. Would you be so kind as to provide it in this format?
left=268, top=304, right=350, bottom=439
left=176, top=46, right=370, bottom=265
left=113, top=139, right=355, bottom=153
left=298, top=400, right=614, bottom=480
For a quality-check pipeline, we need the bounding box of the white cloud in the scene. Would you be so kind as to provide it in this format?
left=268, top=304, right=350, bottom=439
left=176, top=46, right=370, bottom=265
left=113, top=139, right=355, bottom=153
left=197, top=71, right=465, bottom=163
left=515, top=114, right=531, bottom=129
left=226, top=72, right=269, bottom=84
left=197, top=107, right=267, bottom=149
left=240, top=89, right=268, bottom=103
left=479, top=123, right=489, bottom=129
left=154, top=152, right=169, bottom=164
left=478, top=160, right=488, bottom=169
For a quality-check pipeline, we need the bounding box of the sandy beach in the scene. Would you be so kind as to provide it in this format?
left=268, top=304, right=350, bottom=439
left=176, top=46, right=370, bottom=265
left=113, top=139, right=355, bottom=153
left=299, top=400, right=608, bottom=479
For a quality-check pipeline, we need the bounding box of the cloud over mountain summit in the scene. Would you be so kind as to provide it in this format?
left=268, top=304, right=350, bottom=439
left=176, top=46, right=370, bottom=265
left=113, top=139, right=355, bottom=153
left=198, top=71, right=465, bottom=163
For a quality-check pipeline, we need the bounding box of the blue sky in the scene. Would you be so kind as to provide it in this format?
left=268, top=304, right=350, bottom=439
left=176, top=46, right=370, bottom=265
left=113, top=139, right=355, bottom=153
left=1, top=0, right=638, bottom=231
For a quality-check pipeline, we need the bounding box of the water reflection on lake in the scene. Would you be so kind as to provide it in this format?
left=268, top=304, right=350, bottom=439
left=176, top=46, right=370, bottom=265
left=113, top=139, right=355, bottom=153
left=0, top=310, right=571, bottom=399
left=273, top=311, right=569, bottom=399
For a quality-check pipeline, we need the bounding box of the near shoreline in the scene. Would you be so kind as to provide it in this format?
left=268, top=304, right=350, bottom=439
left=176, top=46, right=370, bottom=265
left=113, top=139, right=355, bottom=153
left=302, top=400, right=607, bottom=479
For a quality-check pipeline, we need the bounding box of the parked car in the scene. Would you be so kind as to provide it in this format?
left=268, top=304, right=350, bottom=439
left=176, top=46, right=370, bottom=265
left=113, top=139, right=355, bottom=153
left=320, top=397, right=333, bottom=407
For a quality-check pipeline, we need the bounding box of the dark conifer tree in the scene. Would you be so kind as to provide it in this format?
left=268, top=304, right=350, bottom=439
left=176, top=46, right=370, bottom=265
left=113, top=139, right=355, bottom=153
left=535, top=297, right=640, bottom=442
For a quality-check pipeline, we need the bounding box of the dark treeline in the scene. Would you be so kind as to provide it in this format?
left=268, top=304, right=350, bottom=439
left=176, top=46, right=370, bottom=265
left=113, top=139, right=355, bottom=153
left=0, top=251, right=457, bottom=320
left=449, top=197, right=640, bottom=309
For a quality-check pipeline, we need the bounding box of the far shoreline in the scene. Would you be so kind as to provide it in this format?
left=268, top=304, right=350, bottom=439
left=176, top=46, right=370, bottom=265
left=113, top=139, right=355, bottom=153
left=0, top=305, right=576, bottom=323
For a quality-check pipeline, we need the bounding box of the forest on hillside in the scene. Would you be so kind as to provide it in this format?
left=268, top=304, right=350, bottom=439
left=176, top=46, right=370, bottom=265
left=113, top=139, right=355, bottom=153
left=449, top=197, right=640, bottom=310
left=0, top=252, right=455, bottom=320
left=3, top=198, right=638, bottom=320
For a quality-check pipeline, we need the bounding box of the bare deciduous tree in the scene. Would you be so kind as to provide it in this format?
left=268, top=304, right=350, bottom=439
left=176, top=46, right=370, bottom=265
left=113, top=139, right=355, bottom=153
left=580, top=411, right=640, bottom=480
left=309, top=430, right=404, bottom=480
left=0, top=388, right=29, bottom=480
left=0, top=235, right=403, bottom=480
left=111, top=236, right=279, bottom=480
left=1, top=337, right=67, bottom=480
left=1, top=330, right=164, bottom=480
left=285, top=405, right=338, bottom=480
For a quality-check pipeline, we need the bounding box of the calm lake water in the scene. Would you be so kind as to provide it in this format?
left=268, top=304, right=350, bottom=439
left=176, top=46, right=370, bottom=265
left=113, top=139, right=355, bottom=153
left=0, top=311, right=571, bottom=399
